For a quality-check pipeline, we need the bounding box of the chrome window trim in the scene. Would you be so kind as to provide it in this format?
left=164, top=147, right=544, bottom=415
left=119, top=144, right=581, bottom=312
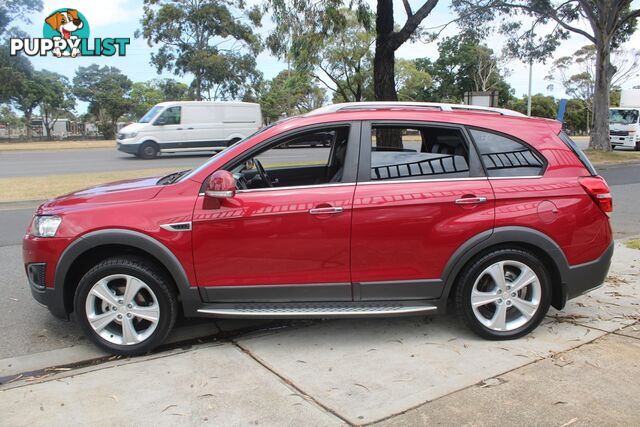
left=236, top=182, right=355, bottom=193
left=487, top=175, right=543, bottom=180
left=357, top=176, right=489, bottom=185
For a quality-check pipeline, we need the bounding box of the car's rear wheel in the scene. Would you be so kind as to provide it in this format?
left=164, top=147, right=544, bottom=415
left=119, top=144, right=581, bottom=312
left=74, top=256, right=177, bottom=355
left=456, top=248, right=551, bottom=340
left=138, top=141, right=159, bottom=159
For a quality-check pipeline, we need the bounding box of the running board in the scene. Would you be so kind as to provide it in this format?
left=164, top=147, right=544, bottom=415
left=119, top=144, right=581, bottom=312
left=196, top=301, right=439, bottom=318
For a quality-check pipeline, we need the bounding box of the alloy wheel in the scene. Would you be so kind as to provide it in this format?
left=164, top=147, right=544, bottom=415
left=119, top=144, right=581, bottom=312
left=470, top=260, right=541, bottom=332
left=85, top=274, right=160, bottom=345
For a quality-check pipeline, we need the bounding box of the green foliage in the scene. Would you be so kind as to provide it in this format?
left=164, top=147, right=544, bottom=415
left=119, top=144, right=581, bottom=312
left=37, top=71, right=76, bottom=139
left=127, top=79, right=191, bottom=120
left=258, top=70, right=326, bottom=123
left=507, top=94, right=557, bottom=118
left=396, top=59, right=432, bottom=102
left=266, top=0, right=442, bottom=101
left=0, top=105, right=21, bottom=126
left=73, top=65, right=132, bottom=139
left=137, top=0, right=263, bottom=101
left=563, top=99, right=590, bottom=135
left=311, top=9, right=375, bottom=103
left=415, top=34, right=512, bottom=105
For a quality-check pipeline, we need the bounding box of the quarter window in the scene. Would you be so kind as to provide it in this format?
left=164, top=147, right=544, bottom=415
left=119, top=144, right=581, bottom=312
left=370, top=125, right=470, bottom=181
left=469, top=128, right=544, bottom=177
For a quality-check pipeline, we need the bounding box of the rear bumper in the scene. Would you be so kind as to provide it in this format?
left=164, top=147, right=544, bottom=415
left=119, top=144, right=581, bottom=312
left=563, top=242, right=614, bottom=301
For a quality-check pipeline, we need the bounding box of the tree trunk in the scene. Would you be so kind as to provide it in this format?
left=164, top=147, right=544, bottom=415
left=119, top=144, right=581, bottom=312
left=374, top=0, right=398, bottom=102
left=589, top=38, right=613, bottom=151
left=24, top=110, right=32, bottom=141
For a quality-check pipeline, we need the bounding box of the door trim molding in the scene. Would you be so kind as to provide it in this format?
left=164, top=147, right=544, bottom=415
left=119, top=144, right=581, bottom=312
left=201, top=282, right=353, bottom=303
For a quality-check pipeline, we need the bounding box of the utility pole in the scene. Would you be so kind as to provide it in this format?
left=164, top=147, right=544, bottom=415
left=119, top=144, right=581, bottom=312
left=527, top=58, right=533, bottom=117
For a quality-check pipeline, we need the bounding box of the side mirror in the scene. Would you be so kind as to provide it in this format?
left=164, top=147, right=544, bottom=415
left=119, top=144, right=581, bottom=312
left=205, top=170, right=236, bottom=198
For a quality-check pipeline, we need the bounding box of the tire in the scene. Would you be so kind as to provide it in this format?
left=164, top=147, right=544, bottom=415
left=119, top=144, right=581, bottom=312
left=138, top=141, right=159, bottom=159
left=455, top=248, right=551, bottom=340
left=74, top=256, right=178, bottom=356
left=635, top=141, right=640, bottom=151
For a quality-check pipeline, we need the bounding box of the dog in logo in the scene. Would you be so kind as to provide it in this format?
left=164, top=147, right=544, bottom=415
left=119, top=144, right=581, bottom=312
left=45, top=9, right=83, bottom=57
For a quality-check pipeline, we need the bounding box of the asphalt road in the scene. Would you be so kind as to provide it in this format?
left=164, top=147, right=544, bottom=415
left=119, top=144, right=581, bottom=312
left=0, top=153, right=638, bottom=360
left=0, top=146, right=332, bottom=178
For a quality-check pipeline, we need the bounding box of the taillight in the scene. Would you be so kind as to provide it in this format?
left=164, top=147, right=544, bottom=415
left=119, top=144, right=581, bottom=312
left=579, top=176, right=613, bottom=215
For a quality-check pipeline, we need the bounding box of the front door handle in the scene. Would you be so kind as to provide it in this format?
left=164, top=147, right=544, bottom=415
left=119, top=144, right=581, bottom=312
left=454, top=196, right=487, bottom=205
left=309, top=206, right=343, bottom=215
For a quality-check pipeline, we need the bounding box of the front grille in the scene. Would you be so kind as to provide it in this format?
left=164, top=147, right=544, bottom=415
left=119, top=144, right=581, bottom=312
left=610, top=130, right=629, bottom=136
left=117, top=133, right=125, bottom=140
left=27, top=263, right=46, bottom=290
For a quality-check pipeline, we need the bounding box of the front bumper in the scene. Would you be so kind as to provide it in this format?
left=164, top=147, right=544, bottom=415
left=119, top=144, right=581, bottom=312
left=610, top=136, right=637, bottom=148
left=23, top=234, right=73, bottom=319
left=563, top=242, right=614, bottom=301
left=117, top=141, right=141, bottom=154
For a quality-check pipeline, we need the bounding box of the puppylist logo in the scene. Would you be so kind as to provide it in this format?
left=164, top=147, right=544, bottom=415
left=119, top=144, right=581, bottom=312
left=10, top=8, right=130, bottom=58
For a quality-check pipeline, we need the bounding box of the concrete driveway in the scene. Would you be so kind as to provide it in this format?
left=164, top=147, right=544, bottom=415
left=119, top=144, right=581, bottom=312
left=1, top=241, right=638, bottom=425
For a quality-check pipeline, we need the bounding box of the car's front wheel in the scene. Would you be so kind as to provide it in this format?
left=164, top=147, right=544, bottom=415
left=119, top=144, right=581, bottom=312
left=74, top=256, right=178, bottom=355
left=456, top=248, right=551, bottom=340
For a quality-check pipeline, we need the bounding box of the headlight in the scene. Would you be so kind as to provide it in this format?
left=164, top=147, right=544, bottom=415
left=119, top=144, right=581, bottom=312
left=124, top=132, right=138, bottom=139
left=30, top=215, right=62, bottom=237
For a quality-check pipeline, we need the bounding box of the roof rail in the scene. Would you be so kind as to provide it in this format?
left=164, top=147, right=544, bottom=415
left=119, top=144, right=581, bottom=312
left=305, top=102, right=527, bottom=118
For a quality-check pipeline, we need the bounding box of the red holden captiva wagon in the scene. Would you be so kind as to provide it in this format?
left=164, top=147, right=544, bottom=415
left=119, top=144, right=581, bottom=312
left=23, top=102, right=613, bottom=355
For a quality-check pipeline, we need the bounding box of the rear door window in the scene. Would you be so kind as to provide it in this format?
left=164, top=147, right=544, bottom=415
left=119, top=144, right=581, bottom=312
left=369, top=125, right=471, bottom=181
left=469, top=128, right=544, bottom=177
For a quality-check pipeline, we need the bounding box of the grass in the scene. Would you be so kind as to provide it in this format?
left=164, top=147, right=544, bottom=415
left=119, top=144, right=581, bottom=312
left=0, top=168, right=177, bottom=203
left=582, top=149, right=640, bottom=165
left=625, top=239, right=640, bottom=250
left=0, top=140, right=115, bottom=151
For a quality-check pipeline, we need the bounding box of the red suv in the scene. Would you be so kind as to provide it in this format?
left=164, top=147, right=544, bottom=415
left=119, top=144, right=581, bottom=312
left=23, top=103, right=613, bottom=355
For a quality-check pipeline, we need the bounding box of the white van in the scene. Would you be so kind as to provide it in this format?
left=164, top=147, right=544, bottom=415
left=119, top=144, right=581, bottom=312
left=116, top=101, right=262, bottom=159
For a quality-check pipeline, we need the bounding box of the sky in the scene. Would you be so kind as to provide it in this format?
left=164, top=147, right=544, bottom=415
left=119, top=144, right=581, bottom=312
left=15, top=0, right=640, bottom=115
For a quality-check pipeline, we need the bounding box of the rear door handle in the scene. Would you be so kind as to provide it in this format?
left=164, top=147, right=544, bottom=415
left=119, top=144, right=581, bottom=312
left=309, top=207, right=343, bottom=215
left=454, top=196, right=487, bottom=205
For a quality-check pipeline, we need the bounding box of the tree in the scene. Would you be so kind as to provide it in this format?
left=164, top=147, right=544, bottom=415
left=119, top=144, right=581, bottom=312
left=73, top=65, right=132, bottom=139
left=453, top=0, right=640, bottom=151
left=507, top=94, right=557, bottom=118
left=137, top=0, right=262, bottom=101
left=38, top=71, right=76, bottom=140
left=154, top=78, right=191, bottom=102
left=258, top=70, right=326, bottom=123
left=267, top=0, right=445, bottom=102
left=564, top=99, right=590, bottom=135
left=395, top=59, right=432, bottom=101
left=311, top=9, right=375, bottom=103
left=416, top=34, right=513, bottom=104
left=128, top=79, right=192, bottom=120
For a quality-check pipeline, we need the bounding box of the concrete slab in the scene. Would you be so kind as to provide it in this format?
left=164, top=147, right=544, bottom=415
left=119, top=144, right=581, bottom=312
left=615, top=323, right=640, bottom=340
left=377, top=333, right=640, bottom=426
left=0, top=319, right=221, bottom=378
left=548, top=272, right=640, bottom=332
left=0, top=343, right=342, bottom=426
left=236, top=314, right=604, bottom=425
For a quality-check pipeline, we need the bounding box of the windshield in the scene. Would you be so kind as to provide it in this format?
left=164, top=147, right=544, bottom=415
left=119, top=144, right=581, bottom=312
left=139, top=105, right=163, bottom=123
left=609, top=109, right=639, bottom=125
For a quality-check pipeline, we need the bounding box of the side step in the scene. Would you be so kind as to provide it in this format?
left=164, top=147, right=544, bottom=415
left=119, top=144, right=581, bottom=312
left=196, top=301, right=439, bottom=318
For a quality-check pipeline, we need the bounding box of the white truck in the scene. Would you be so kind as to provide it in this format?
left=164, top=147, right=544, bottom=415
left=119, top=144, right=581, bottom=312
left=117, top=101, right=262, bottom=159
left=609, top=89, right=640, bottom=151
